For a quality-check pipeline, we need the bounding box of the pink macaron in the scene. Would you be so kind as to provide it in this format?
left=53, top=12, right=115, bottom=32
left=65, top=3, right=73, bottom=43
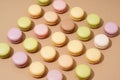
left=34, top=24, right=49, bottom=39
left=47, top=70, right=63, bottom=80
left=52, top=0, right=67, bottom=13
left=12, top=52, right=28, bottom=68
left=7, top=28, right=23, bottom=43
left=104, top=22, right=119, bottom=37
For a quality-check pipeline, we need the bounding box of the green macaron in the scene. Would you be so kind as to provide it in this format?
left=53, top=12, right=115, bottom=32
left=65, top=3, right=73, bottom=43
left=77, top=26, right=91, bottom=41
left=37, top=0, right=50, bottom=6
left=17, top=17, right=32, bottom=31
left=75, top=64, right=91, bottom=79
left=0, top=43, right=11, bottom=58
left=86, top=13, right=100, bottom=28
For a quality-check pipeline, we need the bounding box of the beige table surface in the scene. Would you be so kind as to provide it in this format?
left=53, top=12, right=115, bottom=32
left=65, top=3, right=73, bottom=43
left=0, top=0, right=120, bottom=80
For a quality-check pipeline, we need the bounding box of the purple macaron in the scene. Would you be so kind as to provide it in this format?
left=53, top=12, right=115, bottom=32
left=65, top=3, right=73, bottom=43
left=12, top=52, right=28, bottom=68
left=104, top=22, right=119, bottom=37
left=7, top=28, right=23, bottom=43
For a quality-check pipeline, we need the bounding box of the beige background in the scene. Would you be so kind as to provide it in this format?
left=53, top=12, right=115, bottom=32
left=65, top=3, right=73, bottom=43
left=0, top=0, right=120, bottom=80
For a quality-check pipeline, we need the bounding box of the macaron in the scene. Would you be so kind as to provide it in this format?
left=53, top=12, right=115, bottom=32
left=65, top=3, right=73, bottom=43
left=58, top=55, right=74, bottom=70
left=37, top=0, right=50, bottom=6
left=47, top=70, right=63, bottom=80
left=7, top=28, right=23, bottom=43
left=44, top=11, right=59, bottom=25
left=40, top=46, right=57, bottom=62
left=70, top=7, right=84, bottom=21
left=67, top=40, right=83, bottom=56
left=17, top=17, right=32, bottom=31
left=28, top=4, right=43, bottom=19
left=29, top=61, right=46, bottom=78
left=60, top=19, right=75, bottom=34
left=75, top=64, right=91, bottom=80
left=51, top=32, right=67, bottom=47
left=77, top=26, right=91, bottom=41
left=94, top=34, right=110, bottom=49
left=85, top=48, right=102, bottom=64
left=12, top=52, right=28, bottom=67
left=0, top=43, right=11, bottom=59
left=104, top=22, right=119, bottom=37
left=86, top=13, right=100, bottom=28
left=52, top=0, right=67, bottom=13
left=23, top=38, right=39, bottom=53
left=34, top=24, right=49, bottom=39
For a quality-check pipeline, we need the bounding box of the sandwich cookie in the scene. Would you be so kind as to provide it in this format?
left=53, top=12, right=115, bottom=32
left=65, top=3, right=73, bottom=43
left=37, top=0, right=51, bottom=6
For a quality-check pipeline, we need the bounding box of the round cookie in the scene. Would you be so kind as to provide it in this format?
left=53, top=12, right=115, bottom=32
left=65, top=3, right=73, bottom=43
left=94, top=34, right=110, bottom=49
left=34, top=24, right=49, bottom=39
left=40, top=46, right=57, bottom=62
left=58, top=55, right=74, bottom=70
left=86, top=13, right=100, bottom=28
left=67, top=40, right=83, bottom=56
left=52, top=0, right=67, bottom=13
left=85, top=48, right=102, bottom=64
left=77, top=26, right=91, bottom=41
left=23, top=38, right=39, bottom=53
left=7, top=28, right=23, bottom=43
left=104, top=22, right=119, bottom=37
left=70, top=7, right=84, bottom=21
left=12, top=52, right=28, bottom=67
left=28, top=4, right=43, bottom=18
left=37, top=0, right=50, bottom=6
left=60, top=19, right=75, bottom=34
left=51, top=32, right=67, bottom=47
left=0, top=43, right=11, bottom=59
left=75, top=64, right=91, bottom=80
left=17, top=17, right=32, bottom=31
left=44, top=11, right=59, bottom=25
left=29, top=61, right=46, bottom=78
left=47, top=70, right=63, bottom=80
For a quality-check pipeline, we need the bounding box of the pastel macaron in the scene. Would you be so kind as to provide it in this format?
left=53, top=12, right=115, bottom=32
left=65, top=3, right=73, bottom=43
left=34, top=24, right=49, bottom=39
left=29, top=61, right=46, bottom=78
left=40, top=46, right=57, bottom=62
left=77, top=26, right=91, bottom=41
left=7, top=28, right=23, bottom=43
left=85, top=48, right=102, bottom=64
left=52, top=0, right=67, bottom=13
left=12, top=52, right=28, bottom=67
left=75, top=64, right=91, bottom=80
left=28, top=4, right=43, bottom=19
left=17, top=17, right=32, bottom=31
left=70, top=7, right=84, bottom=21
left=44, top=11, right=59, bottom=25
left=86, top=13, right=101, bottom=28
left=37, top=0, right=51, bottom=6
left=58, top=55, right=74, bottom=70
left=51, top=32, right=67, bottom=47
left=104, top=22, right=119, bottom=37
left=47, top=70, right=63, bottom=80
left=23, top=38, right=39, bottom=53
left=60, top=19, right=75, bottom=34
left=94, top=34, right=110, bottom=49
left=67, top=40, right=83, bottom=56
left=0, top=43, right=11, bottom=59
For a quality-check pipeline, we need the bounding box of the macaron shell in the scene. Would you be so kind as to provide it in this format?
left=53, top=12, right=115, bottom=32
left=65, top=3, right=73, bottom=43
left=12, top=52, right=28, bottom=67
left=104, top=22, right=119, bottom=37
left=47, top=70, right=63, bottom=80
left=34, top=24, right=49, bottom=39
left=0, top=43, right=11, bottom=58
left=7, top=28, right=23, bottom=43
left=37, top=0, right=50, bottom=6
left=52, top=0, right=67, bottom=13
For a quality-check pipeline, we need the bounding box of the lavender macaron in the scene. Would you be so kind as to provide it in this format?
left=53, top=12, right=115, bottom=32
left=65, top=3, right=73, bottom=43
left=7, top=28, right=23, bottom=43
left=104, top=22, right=119, bottom=37
left=12, top=52, right=28, bottom=68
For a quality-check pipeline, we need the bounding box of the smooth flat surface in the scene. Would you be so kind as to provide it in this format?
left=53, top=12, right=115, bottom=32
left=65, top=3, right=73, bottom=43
left=0, top=0, right=120, bottom=80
